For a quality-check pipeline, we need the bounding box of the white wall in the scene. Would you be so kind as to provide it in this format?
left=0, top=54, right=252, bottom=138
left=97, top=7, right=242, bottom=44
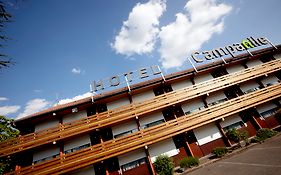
left=273, top=53, right=281, bottom=59
left=107, top=97, right=130, bottom=110
left=194, top=74, right=213, bottom=84
left=149, top=139, right=178, bottom=163
left=118, top=148, right=146, bottom=166
left=70, top=166, right=95, bottom=175
left=261, top=75, right=280, bottom=86
left=239, top=80, right=260, bottom=93
left=246, top=59, right=263, bottom=68
left=226, top=64, right=245, bottom=74
left=132, top=90, right=155, bottom=103
left=194, top=123, right=222, bottom=146
left=35, top=119, right=60, bottom=132
left=112, top=120, right=138, bottom=137
left=206, top=91, right=227, bottom=104
left=220, top=114, right=243, bottom=128
left=181, top=98, right=205, bottom=113
left=63, top=110, right=87, bottom=123
left=256, top=102, right=278, bottom=114
left=64, top=134, right=91, bottom=151
left=171, top=80, right=193, bottom=91
left=139, top=112, right=164, bottom=128
left=33, top=145, right=60, bottom=162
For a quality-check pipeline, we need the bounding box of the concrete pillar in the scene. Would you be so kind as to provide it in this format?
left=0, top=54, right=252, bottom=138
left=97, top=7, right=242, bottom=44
left=216, top=120, right=232, bottom=147
left=145, top=147, right=156, bottom=175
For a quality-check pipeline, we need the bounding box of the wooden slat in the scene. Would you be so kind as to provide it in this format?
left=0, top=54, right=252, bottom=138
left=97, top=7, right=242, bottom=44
left=1, top=59, right=281, bottom=158
left=10, top=83, right=281, bottom=175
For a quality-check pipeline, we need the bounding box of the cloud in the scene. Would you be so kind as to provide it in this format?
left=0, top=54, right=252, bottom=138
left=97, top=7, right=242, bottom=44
left=0, top=97, right=9, bottom=101
left=111, top=0, right=166, bottom=56
left=17, top=99, right=50, bottom=119
left=158, top=0, right=232, bottom=69
left=0, top=105, right=21, bottom=115
left=57, top=92, right=92, bottom=105
left=71, top=68, right=81, bottom=74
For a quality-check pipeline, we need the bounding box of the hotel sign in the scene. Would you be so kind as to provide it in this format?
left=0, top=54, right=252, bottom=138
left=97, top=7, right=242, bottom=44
left=91, top=65, right=164, bottom=92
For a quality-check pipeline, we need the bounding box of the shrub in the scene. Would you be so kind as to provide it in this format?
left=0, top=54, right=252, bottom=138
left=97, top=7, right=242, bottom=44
left=226, top=128, right=249, bottom=147
left=212, top=147, right=228, bottom=158
left=179, top=157, right=199, bottom=168
left=256, top=128, right=277, bottom=140
left=154, top=155, right=174, bottom=175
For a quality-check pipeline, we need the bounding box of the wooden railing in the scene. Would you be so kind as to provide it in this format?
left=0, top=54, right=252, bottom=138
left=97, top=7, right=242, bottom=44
left=10, top=83, right=281, bottom=175
left=0, top=59, right=281, bottom=158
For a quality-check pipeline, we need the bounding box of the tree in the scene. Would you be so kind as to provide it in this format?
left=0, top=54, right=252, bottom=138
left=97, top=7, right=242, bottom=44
left=0, top=1, right=13, bottom=69
left=0, top=116, right=19, bottom=174
left=154, top=155, right=174, bottom=175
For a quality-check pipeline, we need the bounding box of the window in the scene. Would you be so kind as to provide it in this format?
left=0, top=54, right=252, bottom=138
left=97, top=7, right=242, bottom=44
left=114, top=128, right=138, bottom=139
left=121, top=158, right=146, bottom=172
left=208, top=98, right=228, bottom=106
left=260, top=108, right=278, bottom=118
left=223, top=121, right=244, bottom=132
left=64, top=143, right=91, bottom=154
left=142, top=119, right=165, bottom=129
left=244, top=87, right=260, bottom=94
left=33, top=153, right=60, bottom=164
left=184, top=106, right=205, bottom=115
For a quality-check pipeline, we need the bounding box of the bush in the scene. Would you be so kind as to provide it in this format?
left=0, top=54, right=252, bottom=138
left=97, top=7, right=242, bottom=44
left=154, top=155, right=174, bottom=175
left=212, top=147, right=228, bottom=158
left=256, top=128, right=277, bottom=140
left=226, top=128, right=249, bottom=147
left=179, top=157, right=199, bottom=168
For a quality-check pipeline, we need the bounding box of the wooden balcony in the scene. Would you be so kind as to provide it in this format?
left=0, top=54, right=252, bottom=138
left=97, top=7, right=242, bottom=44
left=9, top=82, right=281, bottom=174
left=0, top=59, right=281, bottom=158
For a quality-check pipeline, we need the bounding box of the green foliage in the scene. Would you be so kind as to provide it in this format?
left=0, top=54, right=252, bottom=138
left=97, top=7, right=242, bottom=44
left=179, top=157, right=199, bottom=168
left=0, top=116, right=19, bottom=174
left=256, top=128, right=277, bottom=140
left=212, top=147, right=228, bottom=158
left=154, top=155, right=174, bottom=175
left=226, top=128, right=249, bottom=146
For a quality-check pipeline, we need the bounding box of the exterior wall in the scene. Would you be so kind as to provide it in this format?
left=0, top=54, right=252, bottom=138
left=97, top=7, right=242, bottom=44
left=256, top=102, right=278, bottom=115
left=139, top=112, right=165, bottom=129
left=194, top=73, right=213, bottom=84
left=261, top=74, right=280, bottom=86
left=132, top=90, right=155, bottom=103
left=239, top=80, right=260, bottom=93
left=171, top=79, right=193, bottom=91
left=64, top=134, right=91, bottom=153
left=122, top=164, right=150, bottom=175
left=273, top=53, right=281, bottom=59
left=220, top=114, right=243, bottom=129
left=246, top=59, right=263, bottom=67
left=107, top=97, right=130, bottom=110
left=226, top=64, right=245, bottom=74
left=118, top=149, right=146, bottom=167
left=35, top=119, right=59, bottom=132
left=206, top=91, right=227, bottom=105
left=63, top=110, right=87, bottom=123
left=181, top=98, right=205, bottom=114
left=70, top=165, right=95, bottom=175
left=112, top=120, right=138, bottom=138
left=172, top=147, right=188, bottom=166
left=33, top=145, right=60, bottom=163
left=193, top=123, right=222, bottom=146
left=149, top=138, right=178, bottom=163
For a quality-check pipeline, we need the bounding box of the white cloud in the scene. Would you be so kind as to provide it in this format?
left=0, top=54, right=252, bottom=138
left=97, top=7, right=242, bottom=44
left=71, top=68, right=81, bottom=74
left=158, top=0, right=232, bottom=69
left=0, top=105, right=21, bottom=115
left=57, top=92, right=92, bottom=105
left=16, top=99, right=50, bottom=119
left=111, top=0, right=166, bottom=56
left=0, top=97, right=9, bottom=101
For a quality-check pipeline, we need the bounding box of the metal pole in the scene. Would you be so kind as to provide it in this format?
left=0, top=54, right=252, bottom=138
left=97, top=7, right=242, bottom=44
left=90, top=84, right=94, bottom=103
left=124, top=76, right=131, bottom=92
left=157, top=65, right=166, bottom=82
left=266, top=37, right=277, bottom=49
left=246, top=49, right=253, bottom=56
left=187, top=57, right=198, bottom=73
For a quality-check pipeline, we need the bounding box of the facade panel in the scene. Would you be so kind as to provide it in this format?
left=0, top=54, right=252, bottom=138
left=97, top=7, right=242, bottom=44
left=149, top=139, right=178, bottom=163
left=132, top=90, right=155, bottom=103
left=194, top=123, right=222, bottom=146
left=63, top=110, right=87, bottom=123
left=107, top=97, right=130, bottom=110
left=171, top=79, right=193, bottom=91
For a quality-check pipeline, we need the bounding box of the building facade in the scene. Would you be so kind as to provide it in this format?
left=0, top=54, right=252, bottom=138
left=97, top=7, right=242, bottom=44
left=1, top=45, right=281, bottom=175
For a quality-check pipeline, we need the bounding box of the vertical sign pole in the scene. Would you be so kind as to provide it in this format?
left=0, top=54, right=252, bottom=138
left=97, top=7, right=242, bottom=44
left=157, top=65, right=166, bottom=82
left=124, top=76, right=131, bottom=92
left=187, top=57, right=198, bottom=73
left=266, top=37, right=277, bottom=49
left=90, top=84, right=95, bottom=103
left=246, top=49, right=253, bottom=56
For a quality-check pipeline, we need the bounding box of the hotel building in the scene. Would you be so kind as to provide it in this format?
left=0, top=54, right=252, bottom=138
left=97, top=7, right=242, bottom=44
left=1, top=44, right=281, bottom=175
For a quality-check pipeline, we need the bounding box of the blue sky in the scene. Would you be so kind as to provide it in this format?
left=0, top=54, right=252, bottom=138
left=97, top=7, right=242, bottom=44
left=0, top=0, right=281, bottom=119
